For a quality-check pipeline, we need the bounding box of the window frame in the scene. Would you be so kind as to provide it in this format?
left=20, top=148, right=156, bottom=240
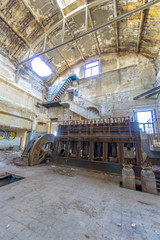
left=85, top=60, right=100, bottom=78
left=135, top=110, right=155, bottom=134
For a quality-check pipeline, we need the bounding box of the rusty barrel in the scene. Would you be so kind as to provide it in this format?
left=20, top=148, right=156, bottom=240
left=141, top=167, right=157, bottom=194
left=122, top=165, right=136, bottom=190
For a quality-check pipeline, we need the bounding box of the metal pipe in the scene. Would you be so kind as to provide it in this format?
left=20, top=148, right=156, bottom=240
left=19, top=0, right=160, bottom=65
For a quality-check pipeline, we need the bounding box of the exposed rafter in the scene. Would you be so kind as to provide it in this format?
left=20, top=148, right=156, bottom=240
left=55, top=0, right=85, bottom=61
left=0, top=12, right=30, bottom=48
left=20, top=0, right=70, bottom=70
left=65, top=21, right=85, bottom=61
left=20, top=0, right=160, bottom=65
left=30, top=0, right=111, bottom=50
left=113, top=0, right=119, bottom=53
left=85, top=0, right=101, bottom=56
left=137, top=0, right=148, bottom=53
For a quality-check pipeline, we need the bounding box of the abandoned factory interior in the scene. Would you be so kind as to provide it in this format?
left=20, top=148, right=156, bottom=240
left=1, top=0, right=160, bottom=239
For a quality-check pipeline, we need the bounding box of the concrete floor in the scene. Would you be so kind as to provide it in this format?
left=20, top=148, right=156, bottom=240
left=0, top=151, right=160, bottom=240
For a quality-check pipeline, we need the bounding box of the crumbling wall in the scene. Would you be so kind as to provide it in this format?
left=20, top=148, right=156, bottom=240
left=49, top=53, right=157, bottom=119
left=0, top=54, right=48, bottom=150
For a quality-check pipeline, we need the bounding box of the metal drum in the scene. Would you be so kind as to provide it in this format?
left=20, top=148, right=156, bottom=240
left=122, top=165, right=136, bottom=190
left=141, top=167, right=157, bottom=194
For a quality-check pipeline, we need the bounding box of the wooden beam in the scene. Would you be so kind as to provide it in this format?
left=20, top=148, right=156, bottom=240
left=137, top=0, right=148, bottom=53
left=133, top=86, right=160, bottom=100
left=0, top=13, right=30, bottom=47
left=20, top=0, right=160, bottom=65
left=88, top=9, right=101, bottom=55
left=20, top=0, right=70, bottom=70
left=113, top=0, right=119, bottom=53
left=30, top=0, right=110, bottom=50
left=65, top=21, right=85, bottom=61
left=56, top=0, right=85, bottom=61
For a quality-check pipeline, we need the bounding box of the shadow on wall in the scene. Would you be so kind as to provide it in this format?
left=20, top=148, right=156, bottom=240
left=87, top=107, right=100, bottom=115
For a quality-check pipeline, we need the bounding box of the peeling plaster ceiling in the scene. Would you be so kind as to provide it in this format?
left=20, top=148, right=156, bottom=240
left=0, top=0, right=160, bottom=85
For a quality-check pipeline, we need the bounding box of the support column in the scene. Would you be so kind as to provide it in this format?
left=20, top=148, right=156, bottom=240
left=103, top=142, right=108, bottom=162
left=30, top=115, right=37, bottom=140
left=135, top=143, right=143, bottom=166
left=118, top=143, right=124, bottom=164
left=89, top=141, right=94, bottom=161
left=76, top=141, right=81, bottom=159
left=21, top=131, right=27, bottom=150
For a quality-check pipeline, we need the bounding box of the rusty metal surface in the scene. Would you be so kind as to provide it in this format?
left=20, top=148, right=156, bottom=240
left=29, top=134, right=55, bottom=166
left=20, top=134, right=55, bottom=166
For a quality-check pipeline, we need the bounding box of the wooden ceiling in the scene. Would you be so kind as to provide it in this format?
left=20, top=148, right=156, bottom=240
left=0, top=0, right=160, bottom=85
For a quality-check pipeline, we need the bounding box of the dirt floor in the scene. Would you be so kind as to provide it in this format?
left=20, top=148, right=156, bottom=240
left=0, top=150, right=160, bottom=240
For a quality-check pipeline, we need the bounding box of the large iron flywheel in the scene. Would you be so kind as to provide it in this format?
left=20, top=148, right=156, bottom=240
left=29, top=134, right=55, bottom=166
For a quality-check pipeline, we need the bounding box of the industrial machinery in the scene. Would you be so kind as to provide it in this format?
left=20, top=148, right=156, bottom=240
left=21, top=134, right=55, bottom=166
left=53, top=117, right=143, bottom=176
left=21, top=117, right=143, bottom=177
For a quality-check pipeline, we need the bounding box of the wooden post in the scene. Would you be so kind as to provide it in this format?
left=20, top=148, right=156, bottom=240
left=55, top=141, right=59, bottom=156
left=135, top=142, right=143, bottom=166
left=89, top=141, right=94, bottom=161
left=76, top=141, right=81, bottom=159
left=117, top=143, right=124, bottom=164
left=103, top=142, right=108, bottom=162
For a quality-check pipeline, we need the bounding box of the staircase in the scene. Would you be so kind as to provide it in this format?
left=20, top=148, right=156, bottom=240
left=61, top=100, right=100, bottom=119
left=53, top=77, right=72, bottom=101
left=47, top=77, right=72, bottom=102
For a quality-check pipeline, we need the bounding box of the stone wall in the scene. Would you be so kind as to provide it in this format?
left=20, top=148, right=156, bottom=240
left=48, top=53, right=157, bottom=119
left=0, top=54, right=48, bottom=150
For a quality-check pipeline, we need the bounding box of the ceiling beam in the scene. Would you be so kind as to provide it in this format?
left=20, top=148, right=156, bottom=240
left=136, top=0, right=148, bottom=53
left=113, top=0, right=119, bottom=53
left=65, top=21, right=85, bottom=61
left=55, top=0, right=85, bottom=61
left=20, top=0, right=70, bottom=70
left=20, top=0, right=160, bottom=65
left=0, top=13, right=30, bottom=48
left=85, top=0, right=101, bottom=56
left=31, top=0, right=110, bottom=50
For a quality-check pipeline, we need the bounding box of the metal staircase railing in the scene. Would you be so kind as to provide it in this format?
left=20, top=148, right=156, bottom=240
left=53, top=77, right=72, bottom=101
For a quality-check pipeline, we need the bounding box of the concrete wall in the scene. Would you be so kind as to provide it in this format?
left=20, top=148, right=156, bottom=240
left=0, top=54, right=48, bottom=150
left=48, top=53, right=158, bottom=120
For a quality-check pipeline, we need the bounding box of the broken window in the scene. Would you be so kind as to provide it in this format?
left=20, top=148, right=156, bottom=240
left=57, top=0, right=76, bottom=9
left=136, top=110, right=154, bottom=134
left=31, top=57, right=53, bottom=78
left=85, top=60, right=99, bottom=78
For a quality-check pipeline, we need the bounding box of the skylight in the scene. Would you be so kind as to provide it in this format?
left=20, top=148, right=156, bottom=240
left=31, top=57, right=53, bottom=78
left=57, top=0, right=76, bottom=9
